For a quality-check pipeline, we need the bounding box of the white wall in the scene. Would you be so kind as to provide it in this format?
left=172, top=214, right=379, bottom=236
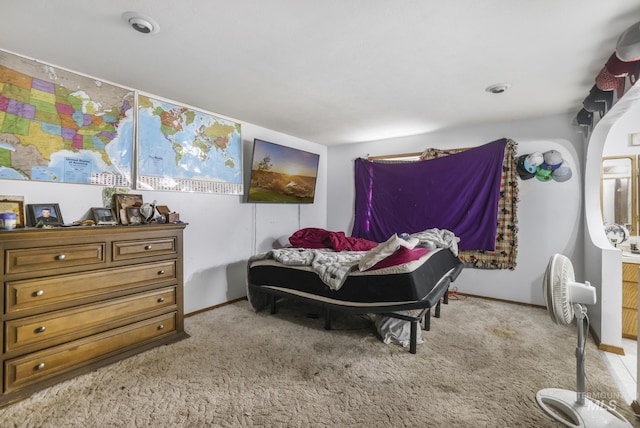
left=327, top=114, right=584, bottom=306
left=603, top=100, right=640, bottom=157
left=583, top=85, right=640, bottom=348
left=599, top=96, right=640, bottom=346
left=3, top=123, right=327, bottom=315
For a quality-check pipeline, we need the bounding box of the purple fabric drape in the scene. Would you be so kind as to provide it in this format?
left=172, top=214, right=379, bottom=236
left=351, top=138, right=506, bottom=250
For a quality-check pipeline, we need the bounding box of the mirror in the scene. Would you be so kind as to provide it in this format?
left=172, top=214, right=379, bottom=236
left=601, top=156, right=637, bottom=235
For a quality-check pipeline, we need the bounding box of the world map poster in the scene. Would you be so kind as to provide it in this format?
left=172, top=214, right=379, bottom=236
left=0, top=50, right=133, bottom=186
left=137, top=94, right=243, bottom=194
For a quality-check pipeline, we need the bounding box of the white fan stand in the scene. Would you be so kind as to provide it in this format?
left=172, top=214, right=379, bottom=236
left=536, top=304, right=631, bottom=427
left=537, top=254, right=632, bottom=427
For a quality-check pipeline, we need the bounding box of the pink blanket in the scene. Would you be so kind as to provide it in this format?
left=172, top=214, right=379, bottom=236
left=368, top=246, right=430, bottom=270
left=289, top=228, right=378, bottom=251
left=286, top=228, right=431, bottom=272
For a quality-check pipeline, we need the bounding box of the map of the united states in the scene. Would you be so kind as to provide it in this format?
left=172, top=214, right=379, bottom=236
left=0, top=51, right=133, bottom=185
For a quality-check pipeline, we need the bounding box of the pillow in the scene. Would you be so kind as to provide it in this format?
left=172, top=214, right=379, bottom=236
left=358, top=234, right=418, bottom=271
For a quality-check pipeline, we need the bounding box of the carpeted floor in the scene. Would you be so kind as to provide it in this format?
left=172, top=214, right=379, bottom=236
left=0, top=296, right=638, bottom=427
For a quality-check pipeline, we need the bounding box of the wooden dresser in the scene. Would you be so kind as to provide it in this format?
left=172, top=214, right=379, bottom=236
left=0, top=224, right=188, bottom=407
left=622, top=262, right=638, bottom=339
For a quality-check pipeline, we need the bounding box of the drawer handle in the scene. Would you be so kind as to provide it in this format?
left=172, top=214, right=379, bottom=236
left=145, top=245, right=152, bottom=250
left=158, top=270, right=165, bottom=275
left=34, top=290, right=45, bottom=297
left=35, top=326, right=46, bottom=333
left=158, top=297, right=165, bottom=303
left=158, top=324, right=165, bottom=330
left=36, top=363, right=45, bottom=371
left=56, top=254, right=66, bottom=260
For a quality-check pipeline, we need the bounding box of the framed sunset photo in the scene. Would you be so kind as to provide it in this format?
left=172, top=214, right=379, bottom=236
left=247, top=139, right=320, bottom=204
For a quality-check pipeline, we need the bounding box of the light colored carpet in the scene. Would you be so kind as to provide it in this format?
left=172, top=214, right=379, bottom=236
left=1, top=296, right=638, bottom=427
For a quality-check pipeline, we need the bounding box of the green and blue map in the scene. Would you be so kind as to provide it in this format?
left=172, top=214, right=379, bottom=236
left=137, top=95, right=242, bottom=193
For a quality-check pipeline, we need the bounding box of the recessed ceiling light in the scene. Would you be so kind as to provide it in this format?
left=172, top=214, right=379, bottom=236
left=122, top=11, right=160, bottom=35
left=485, top=83, right=511, bottom=94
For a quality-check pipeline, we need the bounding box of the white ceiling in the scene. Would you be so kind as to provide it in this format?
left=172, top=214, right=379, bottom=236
left=2, top=1, right=640, bottom=146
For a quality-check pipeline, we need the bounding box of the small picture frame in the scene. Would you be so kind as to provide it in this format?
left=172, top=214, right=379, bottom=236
left=113, top=193, right=143, bottom=225
left=92, top=207, right=117, bottom=225
left=127, top=207, right=143, bottom=224
left=156, top=205, right=171, bottom=215
left=0, top=195, right=26, bottom=228
left=630, top=133, right=640, bottom=146
left=27, top=204, right=64, bottom=227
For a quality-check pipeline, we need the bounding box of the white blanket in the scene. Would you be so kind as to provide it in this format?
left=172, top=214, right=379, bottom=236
left=250, top=248, right=365, bottom=291
left=409, top=228, right=459, bottom=256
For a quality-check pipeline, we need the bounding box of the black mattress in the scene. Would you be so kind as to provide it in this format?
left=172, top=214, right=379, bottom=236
left=248, top=248, right=463, bottom=311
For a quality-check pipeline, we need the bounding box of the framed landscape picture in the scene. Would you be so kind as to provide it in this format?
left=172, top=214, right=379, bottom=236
left=247, top=138, right=320, bottom=204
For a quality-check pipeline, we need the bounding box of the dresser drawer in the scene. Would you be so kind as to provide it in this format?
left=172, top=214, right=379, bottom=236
left=6, top=260, right=176, bottom=314
left=5, top=287, right=176, bottom=353
left=112, top=237, right=177, bottom=261
left=623, top=263, right=639, bottom=282
left=5, top=243, right=105, bottom=275
left=4, top=312, right=176, bottom=392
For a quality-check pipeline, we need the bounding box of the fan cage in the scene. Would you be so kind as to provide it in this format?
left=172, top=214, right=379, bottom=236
left=544, top=254, right=575, bottom=325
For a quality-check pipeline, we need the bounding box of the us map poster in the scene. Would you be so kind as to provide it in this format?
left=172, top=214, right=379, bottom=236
left=0, top=50, right=133, bottom=186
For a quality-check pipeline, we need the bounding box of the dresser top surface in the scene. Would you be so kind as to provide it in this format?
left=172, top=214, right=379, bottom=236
left=0, top=223, right=187, bottom=240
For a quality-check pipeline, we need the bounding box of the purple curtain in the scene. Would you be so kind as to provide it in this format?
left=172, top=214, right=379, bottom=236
left=351, top=138, right=506, bottom=250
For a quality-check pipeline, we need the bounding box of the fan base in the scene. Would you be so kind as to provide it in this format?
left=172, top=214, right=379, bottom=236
left=537, top=388, right=631, bottom=427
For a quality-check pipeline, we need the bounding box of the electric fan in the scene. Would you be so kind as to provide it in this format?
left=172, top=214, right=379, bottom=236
left=536, top=254, right=632, bottom=427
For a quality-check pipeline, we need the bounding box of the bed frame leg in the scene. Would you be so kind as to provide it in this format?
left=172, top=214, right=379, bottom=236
left=324, top=308, right=332, bottom=330
left=270, top=295, right=277, bottom=314
left=410, top=321, right=417, bottom=354
left=435, top=299, right=441, bottom=318
left=423, top=308, right=431, bottom=331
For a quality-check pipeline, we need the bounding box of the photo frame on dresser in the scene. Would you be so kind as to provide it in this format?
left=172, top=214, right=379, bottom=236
left=91, top=207, right=117, bottom=225
left=113, top=193, right=143, bottom=225
left=0, top=195, right=25, bottom=228
left=27, top=203, right=63, bottom=227
left=127, top=207, right=143, bottom=224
